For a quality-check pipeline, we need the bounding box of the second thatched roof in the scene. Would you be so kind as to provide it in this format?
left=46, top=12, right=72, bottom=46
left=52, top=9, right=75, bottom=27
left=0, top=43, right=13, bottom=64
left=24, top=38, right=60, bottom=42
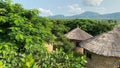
left=80, top=25, right=120, bottom=57
left=65, top=27, right=93, bottom=41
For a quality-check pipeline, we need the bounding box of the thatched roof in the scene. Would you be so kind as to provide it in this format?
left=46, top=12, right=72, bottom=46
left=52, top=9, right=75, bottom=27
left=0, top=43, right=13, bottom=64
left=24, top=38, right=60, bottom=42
left=65, top=27, right=93, bottom=41
left=80, top=25, right=120, bottom=57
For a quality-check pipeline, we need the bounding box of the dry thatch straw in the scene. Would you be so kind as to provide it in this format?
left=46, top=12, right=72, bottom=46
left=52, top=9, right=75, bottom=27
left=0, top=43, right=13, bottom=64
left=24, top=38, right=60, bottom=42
left=80, top=25, right=120, bottom=57
left=65, top=27, right=93, bottom=41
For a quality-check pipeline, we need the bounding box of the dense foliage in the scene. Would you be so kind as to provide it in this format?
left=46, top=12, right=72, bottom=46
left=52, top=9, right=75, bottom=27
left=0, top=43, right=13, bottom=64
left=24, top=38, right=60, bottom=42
left=0, top=0, right=86, bottom=68
left=65, top=19, right=115, bottom=36
left=51, top=19, right=115, bottom=36
left=0, top=0, right=116, bottom=68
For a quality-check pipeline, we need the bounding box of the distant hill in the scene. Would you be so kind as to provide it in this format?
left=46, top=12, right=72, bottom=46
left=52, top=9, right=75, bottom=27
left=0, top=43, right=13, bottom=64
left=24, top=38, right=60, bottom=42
left=48, top=11, right=120, bottom=20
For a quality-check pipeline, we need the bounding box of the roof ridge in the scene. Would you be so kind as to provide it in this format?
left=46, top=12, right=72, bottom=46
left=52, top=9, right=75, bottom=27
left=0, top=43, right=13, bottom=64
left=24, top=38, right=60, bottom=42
left=65, top=27, right=92, bottom=41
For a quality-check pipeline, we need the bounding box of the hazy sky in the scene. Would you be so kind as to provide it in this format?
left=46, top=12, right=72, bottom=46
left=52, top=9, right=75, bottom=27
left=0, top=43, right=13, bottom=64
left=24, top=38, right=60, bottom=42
left=13, top=0, right=120, bottom=16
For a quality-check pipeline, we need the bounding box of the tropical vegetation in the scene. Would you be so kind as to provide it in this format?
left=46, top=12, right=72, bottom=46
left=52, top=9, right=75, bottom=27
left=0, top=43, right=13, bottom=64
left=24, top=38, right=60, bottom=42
left=0, top=0, right=116, bottom=68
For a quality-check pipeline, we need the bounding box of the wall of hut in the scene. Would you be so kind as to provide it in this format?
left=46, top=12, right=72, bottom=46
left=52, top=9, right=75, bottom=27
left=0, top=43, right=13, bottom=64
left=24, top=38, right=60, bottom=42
left=70, top=40, right=84, bottom=54
left=44, top=43, right=53, bottom=52
left=85, top=50, right=120, bottom=68
left=75, top=47, right=84, bottom=54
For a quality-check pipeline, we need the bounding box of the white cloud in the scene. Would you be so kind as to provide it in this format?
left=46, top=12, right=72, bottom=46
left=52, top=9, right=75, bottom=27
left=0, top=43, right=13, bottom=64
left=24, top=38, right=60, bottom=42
left=97, top=7, right=106, bottom=14
left=38, top=8, right=53, bottom=16
left=68, top=4, right=84, bottom=15
left=83, top=0, right=103, bottom=6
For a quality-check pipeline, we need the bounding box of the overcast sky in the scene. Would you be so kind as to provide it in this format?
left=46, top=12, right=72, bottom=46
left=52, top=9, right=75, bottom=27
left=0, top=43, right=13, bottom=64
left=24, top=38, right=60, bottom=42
left=13, top=0, right=120, bottom=16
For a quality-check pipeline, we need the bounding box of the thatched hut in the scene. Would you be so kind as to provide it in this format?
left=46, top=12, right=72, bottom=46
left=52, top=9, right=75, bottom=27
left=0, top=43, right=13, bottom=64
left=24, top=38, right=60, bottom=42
left=80, top=26, right=120, bottom=68
left=65, top=27, right=92, bottom=54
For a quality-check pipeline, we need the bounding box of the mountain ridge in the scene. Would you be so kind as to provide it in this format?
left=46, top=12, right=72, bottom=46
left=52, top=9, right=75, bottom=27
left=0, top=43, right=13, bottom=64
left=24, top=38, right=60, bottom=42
left=48, top=11, right=120, bottom=19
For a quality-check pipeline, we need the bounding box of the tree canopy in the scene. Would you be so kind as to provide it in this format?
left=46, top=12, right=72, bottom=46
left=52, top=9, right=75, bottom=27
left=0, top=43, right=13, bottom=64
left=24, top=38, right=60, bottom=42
left=0, top=0, right=87, bottom=68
